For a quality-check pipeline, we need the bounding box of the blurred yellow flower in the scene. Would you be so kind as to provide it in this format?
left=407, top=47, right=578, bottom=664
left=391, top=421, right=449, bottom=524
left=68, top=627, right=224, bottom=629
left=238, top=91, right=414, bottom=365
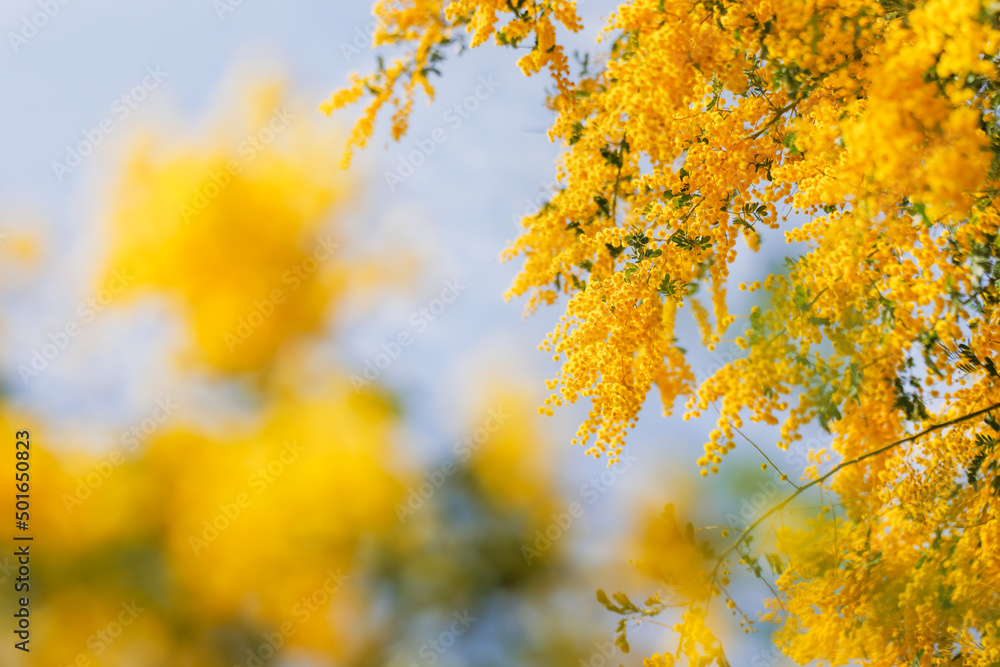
left=15, top=382, right=403, bottom=666
left=101, top=83, right=362, bottom=374
left=636, top=503, right=709, bottom=602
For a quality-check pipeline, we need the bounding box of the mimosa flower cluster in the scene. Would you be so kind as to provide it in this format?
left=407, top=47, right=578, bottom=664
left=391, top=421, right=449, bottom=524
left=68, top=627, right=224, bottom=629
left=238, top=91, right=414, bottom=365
left=332, top=0, right=1000, bottom=663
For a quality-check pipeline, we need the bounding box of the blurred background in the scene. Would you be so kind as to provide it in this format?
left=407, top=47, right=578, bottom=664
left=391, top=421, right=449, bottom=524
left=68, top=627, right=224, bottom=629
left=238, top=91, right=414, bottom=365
left=0, top=1, right=820, bottom=665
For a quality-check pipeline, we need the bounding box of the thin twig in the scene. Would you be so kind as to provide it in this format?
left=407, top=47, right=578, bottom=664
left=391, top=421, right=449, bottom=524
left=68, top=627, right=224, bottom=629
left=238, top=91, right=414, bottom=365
left=712, top=404, right=800, bottom=489
left=704, top=400, right=1000, bottom=588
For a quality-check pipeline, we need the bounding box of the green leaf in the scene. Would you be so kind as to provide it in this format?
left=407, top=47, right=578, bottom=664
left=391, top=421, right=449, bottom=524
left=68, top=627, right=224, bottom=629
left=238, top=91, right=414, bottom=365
left=765, top=552, right=784, bottom=576
left=793, top=285, right=811, bottom=311
left=601, top=145, right=624, bottom=168
left=783, top=131, right=799, bottom=156
left=596, top=588, right=621, bottom=613
left=847, top=363, right=863, bottom=405
left=594, top=195, right=612, bottom=218
left=658, top=275, right=679, bottom=297
left=986, top=413, right=1000, bottom=432
left=967, top=433, right=996, bottom=488
left=892, top=376, right=930, bottom=422
left=612, top=592, right=639, bottom=613
left=906, top=202, right=931, bottom=226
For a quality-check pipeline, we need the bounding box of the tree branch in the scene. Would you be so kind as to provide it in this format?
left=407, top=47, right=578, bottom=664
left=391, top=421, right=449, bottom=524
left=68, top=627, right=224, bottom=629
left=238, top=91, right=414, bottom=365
left=704, top=400, right=1000, bottom=589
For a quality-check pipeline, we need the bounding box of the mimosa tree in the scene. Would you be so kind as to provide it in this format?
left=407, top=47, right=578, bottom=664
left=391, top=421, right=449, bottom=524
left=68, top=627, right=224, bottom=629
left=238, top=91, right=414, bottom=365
left=329, top=1, right=1000, bottom=664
